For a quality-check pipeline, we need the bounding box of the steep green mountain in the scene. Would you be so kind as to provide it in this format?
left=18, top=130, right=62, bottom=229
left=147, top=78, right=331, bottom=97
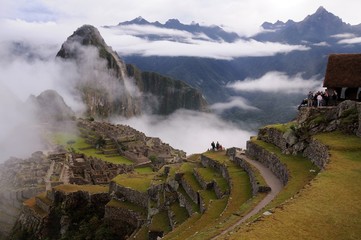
left=56, top=25, right=208, bottom=118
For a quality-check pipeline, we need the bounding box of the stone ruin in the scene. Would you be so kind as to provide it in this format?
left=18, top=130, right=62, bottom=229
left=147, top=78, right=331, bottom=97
left=77, top=118, right=186, bottom=169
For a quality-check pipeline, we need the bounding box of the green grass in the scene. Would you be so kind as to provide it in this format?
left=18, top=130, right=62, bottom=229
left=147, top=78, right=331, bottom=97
left=149, top=210, right=172, bottom=233
left=134, top=166, right=153, bottom=174
left=223, top=131, right=361, bottom=240
left=195, top=167, right=229, bottom=194
left=184, top=151, right=256, bottom=239
left=179, top=162, right=203, bottom=195
left=131, top=225, right=149, bottom=240
left=264, top=121, right=297, bottom=133
left=51, top=132, right=133, bottom=165
left=112, top=173, right=156, bottom=192
left=170, top=202, right=189, bottom=227
left=106, top=199, right=147, bottom=215
left=54, top=184, right=109, bottom=193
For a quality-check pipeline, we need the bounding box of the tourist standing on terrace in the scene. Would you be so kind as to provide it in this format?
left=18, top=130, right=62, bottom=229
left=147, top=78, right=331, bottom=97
left=317, top=93, right=323, bottom=107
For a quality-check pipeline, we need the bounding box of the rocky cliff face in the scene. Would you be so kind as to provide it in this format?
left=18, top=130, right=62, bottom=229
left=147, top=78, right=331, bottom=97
left=56, top=25, right=208, bottom=118
left=126, top=64, right=208, bottom=114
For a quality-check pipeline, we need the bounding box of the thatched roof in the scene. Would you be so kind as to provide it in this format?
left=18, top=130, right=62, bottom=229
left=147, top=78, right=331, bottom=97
left=323, top=54, right=361, bottom=88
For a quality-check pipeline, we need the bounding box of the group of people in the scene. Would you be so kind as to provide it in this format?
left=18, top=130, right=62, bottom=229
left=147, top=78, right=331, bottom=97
left=299, top=89, right=338, bottom=109
left=211, top=141, right=223, bottom=151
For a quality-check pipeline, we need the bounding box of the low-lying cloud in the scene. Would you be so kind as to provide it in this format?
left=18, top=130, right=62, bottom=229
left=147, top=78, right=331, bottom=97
left=210, top=96, right=259, bottom=113
left=330, top=33, right=361, bottom=45
left=114, top=110, right=255, bottom=155
left=102, top=27, right=310, bottom=60
left=106, top=24, right=212, bottom=42
left=228, top=71, right=321, bottom=94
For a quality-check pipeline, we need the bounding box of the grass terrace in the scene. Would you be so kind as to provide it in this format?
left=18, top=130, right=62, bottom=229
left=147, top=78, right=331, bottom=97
left=54, top=184, right=109, bottom=193
left=132, top=225, right=149, bottom=240
left=179, top=162, right=203, bottom=193
left=263, top=121, right=297, bottom=133
left=165, top=193, right=228, bottom=239
left=191, top=151, right=255, bottom=239
left=149, top=210, right=172, bottom=234
left=106, top=198, right=147, bottom=216
left=112, top=173, right=158, bottom=192
left=170, top=201, right=189, bottom=227
left=134, top=166, right=153, bottom=174
left=165, top=151, right=253, bottom=239
left=52, top=132, right=133, bottom=165
left=195, top=166, right=228, bottom=193
left=224, top=132, right=361, bottom=239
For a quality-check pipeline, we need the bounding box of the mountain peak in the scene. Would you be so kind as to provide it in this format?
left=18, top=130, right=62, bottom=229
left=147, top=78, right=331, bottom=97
left=306, top=6, right=341, bottom=23
left=118, top=16, right=150, bottom=25
left=315, top=6, right=327, bottom=14
left=56, top=24, right=108, bottom=59
left=132, top=16, right=149, bottom=24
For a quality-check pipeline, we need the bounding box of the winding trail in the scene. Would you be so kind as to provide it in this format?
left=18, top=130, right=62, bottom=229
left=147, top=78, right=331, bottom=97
left=214, top=152, right=283, bottom=239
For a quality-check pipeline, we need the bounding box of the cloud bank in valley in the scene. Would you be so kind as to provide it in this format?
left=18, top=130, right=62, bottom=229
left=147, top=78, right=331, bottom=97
left=330, top=33, right=361, bottom=45
left=227, top=71, right=322, bottom=94
left=210, top=96, right=259, bottom=113
left=102, top=26, right=310, bottom=60
left=114, top=110, right=255, bottom=155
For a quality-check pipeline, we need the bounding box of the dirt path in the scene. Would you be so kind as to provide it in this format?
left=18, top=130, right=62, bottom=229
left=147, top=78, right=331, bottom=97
left=213, top=153, right=283, bottom=239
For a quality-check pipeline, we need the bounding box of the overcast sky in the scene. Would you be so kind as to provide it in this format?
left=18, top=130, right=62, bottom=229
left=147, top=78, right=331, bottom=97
left=2, top=0, right=361, bottom=36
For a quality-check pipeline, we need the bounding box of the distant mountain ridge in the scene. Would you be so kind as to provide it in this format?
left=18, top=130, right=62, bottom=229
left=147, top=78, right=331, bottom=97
left=106, top=16, right=240, bottom=42
left=255, top=6, right=361, bottom=44
left=119, top=7, right=361, bottom=125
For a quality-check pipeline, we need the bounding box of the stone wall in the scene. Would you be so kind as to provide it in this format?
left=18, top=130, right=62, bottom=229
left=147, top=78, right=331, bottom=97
left=233, top=155, right=271, bottom=195
left=179, top=177, right=199, bottom=204
left=104, top=204, right=146, bottom=227
left=258, top=127, right=288, bottom=151
left=246, top=141, right=289, bottom=186
left=109, top=181, right=148, bottom=208
left=193, top=169, right=213, bottom=190
left=297, top=101, right=360, bottom=136
left=357, top=102, right=361, bottom=137
left=200, top=155, right=230, bottom=185
left=303, top=139, right=330, bottom=169
left=177, top=191, right=195, bottom=216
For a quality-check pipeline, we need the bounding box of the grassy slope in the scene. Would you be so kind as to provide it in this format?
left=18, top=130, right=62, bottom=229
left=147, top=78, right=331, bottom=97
left=52, top=132, right=133, bottom=165
left=225, top=132, right=361, bottom=240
